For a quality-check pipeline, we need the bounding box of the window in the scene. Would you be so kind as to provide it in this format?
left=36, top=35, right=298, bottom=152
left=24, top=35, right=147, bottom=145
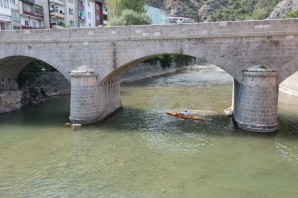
left=88, top=23, right=91, bottom=27
left=25, top=20, right=30, bottom=26
left=87, top=1, right=90, bottom=7
left=69, top=8, right=74, bottom=15
left=88, top=12, right=91, bottom=19
left=32, top=22, right=36, bottom=28
left=11, top=11, right=20, bottom=21
left=96, top=14, right=99, bottom=20
left=95, top=4, right=99, bottom=9
left=23, top=4, right=33, bottom=13
left=69, top=20, right=74, bottom=26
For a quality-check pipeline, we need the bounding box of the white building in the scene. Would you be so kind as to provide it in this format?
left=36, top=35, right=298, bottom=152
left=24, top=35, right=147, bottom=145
left=0, top=0, right=13, bottom=30
left=84, top=0, right=95, bottom=27
left=65, top=0, right=76, bottom=27
left=19, top=0, right=44, bottom=29
left=1, top=0, right=107, bottom=30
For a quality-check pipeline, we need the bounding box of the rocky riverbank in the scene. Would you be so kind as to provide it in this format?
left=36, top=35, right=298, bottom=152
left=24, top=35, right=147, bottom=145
left=0, top=90, right=24, bottom=113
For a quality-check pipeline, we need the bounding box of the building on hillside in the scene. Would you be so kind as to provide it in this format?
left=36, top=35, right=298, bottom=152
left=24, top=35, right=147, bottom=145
left=145, top=5, right=167, bottom=25
left=168, top=14, right=194, bottom=24
left=0, top=0, right=13, bottom=30
left=19, top=0, right=44, bottom=29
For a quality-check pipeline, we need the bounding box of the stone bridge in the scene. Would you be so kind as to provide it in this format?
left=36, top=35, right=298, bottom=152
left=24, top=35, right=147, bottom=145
left=1, top=19, right=298, bottom=132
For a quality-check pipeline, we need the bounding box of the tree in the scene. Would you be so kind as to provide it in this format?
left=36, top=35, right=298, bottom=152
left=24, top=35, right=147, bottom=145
left=17, top=59, right=56, bottom=88
left=107, top=0, right=147, bottom=19
left=286, top=10, right=298, bottom=18
left=108, top=9, right=151, bottom=26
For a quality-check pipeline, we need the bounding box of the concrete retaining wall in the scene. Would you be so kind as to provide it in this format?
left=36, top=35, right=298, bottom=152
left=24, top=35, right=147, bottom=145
left=121, top=62, right=177, bottom=83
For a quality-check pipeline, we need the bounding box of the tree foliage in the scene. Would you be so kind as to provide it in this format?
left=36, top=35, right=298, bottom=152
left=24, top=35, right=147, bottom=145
left=108, top=9, right=151, bottom=26
left=285, top=9, right=298, bottom=18
left=17, top=59, right=56, bottom=88
left=145, top=54, right=194, bottom=68
left=210, top=0, right=281, bottom=21
left=107, top=0, right=147, bottom=19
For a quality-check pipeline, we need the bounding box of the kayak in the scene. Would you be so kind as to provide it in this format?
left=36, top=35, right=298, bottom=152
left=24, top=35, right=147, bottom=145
left=166, top=112, right=204, bottom=121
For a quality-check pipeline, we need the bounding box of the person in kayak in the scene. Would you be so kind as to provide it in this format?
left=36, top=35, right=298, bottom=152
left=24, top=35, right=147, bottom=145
left=181, top=110, right=190, bottom=116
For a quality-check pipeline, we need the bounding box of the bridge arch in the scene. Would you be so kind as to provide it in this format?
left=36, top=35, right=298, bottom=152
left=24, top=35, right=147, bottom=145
left=0, top=53, right=71, bottom=84
left=278, top=57, right=298, bottom=84
left=102, top=41, right=242, bottom=83
left=0, top=55, right=70, bottom=92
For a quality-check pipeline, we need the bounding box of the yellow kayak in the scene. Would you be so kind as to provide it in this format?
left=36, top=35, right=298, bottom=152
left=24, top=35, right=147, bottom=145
left=166, top=112, right=204, bottom=121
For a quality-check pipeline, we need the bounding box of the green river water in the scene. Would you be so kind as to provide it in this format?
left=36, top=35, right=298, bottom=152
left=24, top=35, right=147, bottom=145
left=0, top=65, right=298, bottom=197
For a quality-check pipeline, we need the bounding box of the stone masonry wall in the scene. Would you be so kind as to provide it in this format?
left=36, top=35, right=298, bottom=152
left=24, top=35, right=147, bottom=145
left=234, top=67, right=278, bottom=132
left=69, top=68, right=101, bottom=124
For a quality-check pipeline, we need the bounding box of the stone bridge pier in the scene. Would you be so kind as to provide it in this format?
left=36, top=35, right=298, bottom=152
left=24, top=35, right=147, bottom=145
left=69, top=66, right=121, bottom=124
left=233, top=66, right=279, bottom=132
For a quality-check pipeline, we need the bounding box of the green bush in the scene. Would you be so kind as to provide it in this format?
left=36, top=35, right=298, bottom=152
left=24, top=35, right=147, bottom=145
left=108, top=9, right=151, bottom=26
left=172, top=54, right=194, bottom=67
left=17, top=59, right=56, bottom=88
left=285, top=10, right=298, bottom=18
left=159, top=54, right=173, bottom=68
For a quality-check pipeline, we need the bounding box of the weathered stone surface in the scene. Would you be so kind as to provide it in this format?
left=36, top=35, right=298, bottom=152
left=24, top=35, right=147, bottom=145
left=234, top=65, right=278, bottom=132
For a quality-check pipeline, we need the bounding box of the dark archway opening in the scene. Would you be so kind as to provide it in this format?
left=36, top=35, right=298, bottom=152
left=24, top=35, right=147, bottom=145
left=0, top=57, right=70, bottom=113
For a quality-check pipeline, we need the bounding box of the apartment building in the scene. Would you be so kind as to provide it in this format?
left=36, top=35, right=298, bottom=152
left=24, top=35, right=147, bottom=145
left=95, top=0, right=107, bottom=26
left=10, top=0, right=21, bottom=29
left=0, top=0, right=107, bottom=30
left=0, top=0, right=13, bottom=30
left=84, top=0, right=95, bottom=27
left=49, top=0, right=106, bottom=28
left=20, top=0, right=44, bottom=29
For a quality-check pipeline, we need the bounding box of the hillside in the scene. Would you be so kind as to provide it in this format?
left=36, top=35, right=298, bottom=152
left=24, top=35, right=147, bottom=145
left=148, top=0, right=296, bottom=21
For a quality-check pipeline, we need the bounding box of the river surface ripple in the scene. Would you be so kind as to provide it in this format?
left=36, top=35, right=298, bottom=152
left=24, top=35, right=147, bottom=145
left=0, top=65, right=298, bottom=197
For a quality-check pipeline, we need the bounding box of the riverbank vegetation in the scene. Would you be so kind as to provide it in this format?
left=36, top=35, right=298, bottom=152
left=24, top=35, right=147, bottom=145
left=17, top=60, right=56, bottom=88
